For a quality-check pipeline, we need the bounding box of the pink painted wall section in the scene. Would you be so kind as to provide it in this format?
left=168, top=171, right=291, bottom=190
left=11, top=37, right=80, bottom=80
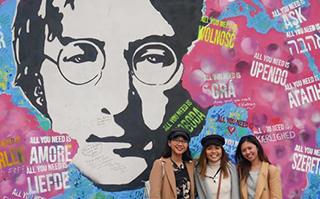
left=0, top=0, right=8, bottom=6
left=0, top=94, right=79, bottom=198
left=182, top=0, right=320, bottom=198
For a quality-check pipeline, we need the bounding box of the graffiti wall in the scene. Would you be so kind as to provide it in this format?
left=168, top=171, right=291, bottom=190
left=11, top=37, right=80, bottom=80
left=0, top=0, right=320, bottom=198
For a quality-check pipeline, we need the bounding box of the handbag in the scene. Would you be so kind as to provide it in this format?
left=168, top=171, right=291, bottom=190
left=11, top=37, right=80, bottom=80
left=143, top=159, right=165, bottom=199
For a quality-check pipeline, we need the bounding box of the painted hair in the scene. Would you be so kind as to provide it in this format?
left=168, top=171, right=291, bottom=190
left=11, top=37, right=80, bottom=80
left=161, top=135, right=192, bottom=161
left=197, top=144, right=229, bottom=179
left=235, top=135, right=270, bottom=181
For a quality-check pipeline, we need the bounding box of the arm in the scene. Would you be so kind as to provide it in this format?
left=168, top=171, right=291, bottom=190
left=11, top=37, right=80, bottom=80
left=228, top=162, right=241, bottom=199
left=194, top=167, right=206, bottom=199
left=149, top=159, right=163, bottom=199
left=268, top=165, right=283, bottom=199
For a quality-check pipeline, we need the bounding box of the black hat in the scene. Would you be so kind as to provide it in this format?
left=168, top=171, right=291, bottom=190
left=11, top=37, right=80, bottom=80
left=167, top=128, right=191, bottom=142
left=201, top=135, right=225, bottom=147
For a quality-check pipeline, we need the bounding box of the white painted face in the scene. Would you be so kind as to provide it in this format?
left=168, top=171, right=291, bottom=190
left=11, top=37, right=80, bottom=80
left=40, top=0, right=183, bottom=186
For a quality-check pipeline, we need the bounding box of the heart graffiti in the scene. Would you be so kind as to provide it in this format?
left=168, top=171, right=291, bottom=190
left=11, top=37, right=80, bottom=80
left=228, top=126, right=236, bottom=134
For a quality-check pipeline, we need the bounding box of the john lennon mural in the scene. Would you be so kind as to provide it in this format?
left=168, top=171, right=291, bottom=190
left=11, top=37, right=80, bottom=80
left=1, top=0, right=320, bottom=198
left=11, top=0, right=206, bottom=192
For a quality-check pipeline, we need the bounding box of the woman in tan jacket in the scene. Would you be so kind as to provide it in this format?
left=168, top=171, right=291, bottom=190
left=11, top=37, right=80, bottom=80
left=149, top=128, right=195, bottom=199
left=235, top=135, right=282, bottom=199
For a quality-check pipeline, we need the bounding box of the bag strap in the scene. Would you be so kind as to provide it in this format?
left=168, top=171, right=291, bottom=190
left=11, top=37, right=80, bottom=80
left=160, top=158, right=165, bottom=176
left=216, top=170, right=223, bottom=199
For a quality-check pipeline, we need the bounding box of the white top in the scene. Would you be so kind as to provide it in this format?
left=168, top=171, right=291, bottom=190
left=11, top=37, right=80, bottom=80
left=205, top=160, right=231, bottom=199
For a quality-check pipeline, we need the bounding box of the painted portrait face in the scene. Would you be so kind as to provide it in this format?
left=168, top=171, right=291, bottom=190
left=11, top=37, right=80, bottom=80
left=39, top=0, right=184, bottom=189
left=13, top=0, right=204, bottom=191
left=205, top=144, right=223, bottom=162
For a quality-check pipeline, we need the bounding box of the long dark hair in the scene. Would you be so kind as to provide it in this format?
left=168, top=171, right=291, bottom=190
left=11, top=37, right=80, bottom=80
left=197, top=144, right=229, bottom=179
left=235, top=135, right=270, bottom=181
left=161, top=136, right=192, bottom=161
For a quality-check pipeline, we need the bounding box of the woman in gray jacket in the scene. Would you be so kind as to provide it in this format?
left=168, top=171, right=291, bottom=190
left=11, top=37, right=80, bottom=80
left=195, top=135, right=240, bottom=199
